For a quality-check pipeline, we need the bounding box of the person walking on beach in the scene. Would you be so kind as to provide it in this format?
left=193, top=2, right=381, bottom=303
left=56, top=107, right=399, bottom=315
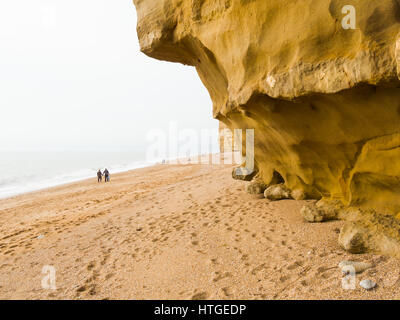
left=103, top=168, right=110, bottom=183
left=97, top=169, right=102, bottom=183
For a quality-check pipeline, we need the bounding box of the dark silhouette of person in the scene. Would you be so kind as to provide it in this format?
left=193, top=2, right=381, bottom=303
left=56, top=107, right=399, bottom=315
left=97, top=170, right=102, bottom=182
left=103, top=168, right=110, bottom=182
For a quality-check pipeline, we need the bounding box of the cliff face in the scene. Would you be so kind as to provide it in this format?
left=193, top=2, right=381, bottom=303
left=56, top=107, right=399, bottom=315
left=133, top=0, right=400, bottom=215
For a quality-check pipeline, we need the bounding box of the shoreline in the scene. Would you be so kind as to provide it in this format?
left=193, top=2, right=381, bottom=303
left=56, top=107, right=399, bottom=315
left=0, top=153, right=235, bottom=201
left=0, top=162, right=154, bottom=202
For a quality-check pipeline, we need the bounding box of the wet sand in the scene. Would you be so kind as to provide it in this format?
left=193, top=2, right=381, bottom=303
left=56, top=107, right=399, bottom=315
left=0, top=161, right=400, bottom=299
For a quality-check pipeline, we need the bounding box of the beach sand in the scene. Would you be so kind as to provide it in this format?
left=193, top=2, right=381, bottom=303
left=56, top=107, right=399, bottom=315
left=0, top=161, right=400, bottom=300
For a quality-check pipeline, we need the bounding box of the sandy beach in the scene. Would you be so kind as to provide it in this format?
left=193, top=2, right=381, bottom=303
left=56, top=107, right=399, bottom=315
left=0, top=161, right=400, bottom=300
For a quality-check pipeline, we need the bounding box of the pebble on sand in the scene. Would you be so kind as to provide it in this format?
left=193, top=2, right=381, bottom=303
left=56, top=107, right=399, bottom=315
left=359, top=279, right=377, bottom=290
left=264, top=184, right=291, bottom=201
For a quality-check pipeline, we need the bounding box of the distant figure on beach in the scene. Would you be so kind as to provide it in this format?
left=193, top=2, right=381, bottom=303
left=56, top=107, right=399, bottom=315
left=103, top=168, right=110, bottom=182
left=97, top=169, right=102, bottom=182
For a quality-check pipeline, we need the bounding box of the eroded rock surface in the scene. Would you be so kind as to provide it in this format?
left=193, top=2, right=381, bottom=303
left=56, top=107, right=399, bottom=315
left=339, top=209, right=400, bottom=257
left=301, top=200, right=344, bottom=223
left=133, top=0, right=400, bottom=253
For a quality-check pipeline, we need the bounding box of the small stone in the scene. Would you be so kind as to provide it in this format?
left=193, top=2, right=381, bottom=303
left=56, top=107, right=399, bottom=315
left=338, top=261, right=373, bottom=274
left=264, top=184, right=291, bottom=201
left=338, top=223, right=368, bottom=254
left=301, top=204, right=324, bottom=223
left=359, top=279, right=376, bottom=290
left=302, top=200, right=343, bottom=223
left=232, top=167, right=257, bottom=181
left=37, top=235, right=44, bottom=239
left=245, top=179, right=268, bottom=195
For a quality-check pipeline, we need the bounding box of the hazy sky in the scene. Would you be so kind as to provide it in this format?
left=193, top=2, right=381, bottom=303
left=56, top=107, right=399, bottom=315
left=0, top=0, right=217, bottom=151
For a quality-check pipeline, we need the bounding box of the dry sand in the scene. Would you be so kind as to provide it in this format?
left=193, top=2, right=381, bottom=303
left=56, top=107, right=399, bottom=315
left=0, top=161, right=400, bottom=300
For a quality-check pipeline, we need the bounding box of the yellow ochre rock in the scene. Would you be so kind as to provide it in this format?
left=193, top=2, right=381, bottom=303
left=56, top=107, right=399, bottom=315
left=133, top=0, right=400, bottom=216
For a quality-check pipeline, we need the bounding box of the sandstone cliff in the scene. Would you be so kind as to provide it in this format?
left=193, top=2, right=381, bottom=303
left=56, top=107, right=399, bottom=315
left=133, top=0, right=400, bottom=253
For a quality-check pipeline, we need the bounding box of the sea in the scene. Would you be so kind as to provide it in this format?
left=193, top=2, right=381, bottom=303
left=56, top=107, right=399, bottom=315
left=0, top=150, right=151, bottom=199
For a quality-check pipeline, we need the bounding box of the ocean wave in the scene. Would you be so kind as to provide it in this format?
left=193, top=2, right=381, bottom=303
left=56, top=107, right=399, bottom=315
left=0, top=160, right=151, bottom=200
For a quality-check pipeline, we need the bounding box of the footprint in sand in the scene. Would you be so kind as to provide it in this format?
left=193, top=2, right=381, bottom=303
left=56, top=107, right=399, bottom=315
left=300, top=280, right=309, bottom=287
left=213, top=271, right=232, bottom=283
left=87, top=261, right=96, bottom=271
left=240, top=254, right=249, bottom=261
left=76, top=285, right=87, bottom=293
left=191, top=292, right=208, bottom=300
left=206, top=258, right=219, bottom=266
left=105, top=273, right=114, bottom=280
left=287, top=261, right=304, bottom=270
left=279, top=275, right=291, bottom=283
left=221, top=287, right=233, bottom=297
